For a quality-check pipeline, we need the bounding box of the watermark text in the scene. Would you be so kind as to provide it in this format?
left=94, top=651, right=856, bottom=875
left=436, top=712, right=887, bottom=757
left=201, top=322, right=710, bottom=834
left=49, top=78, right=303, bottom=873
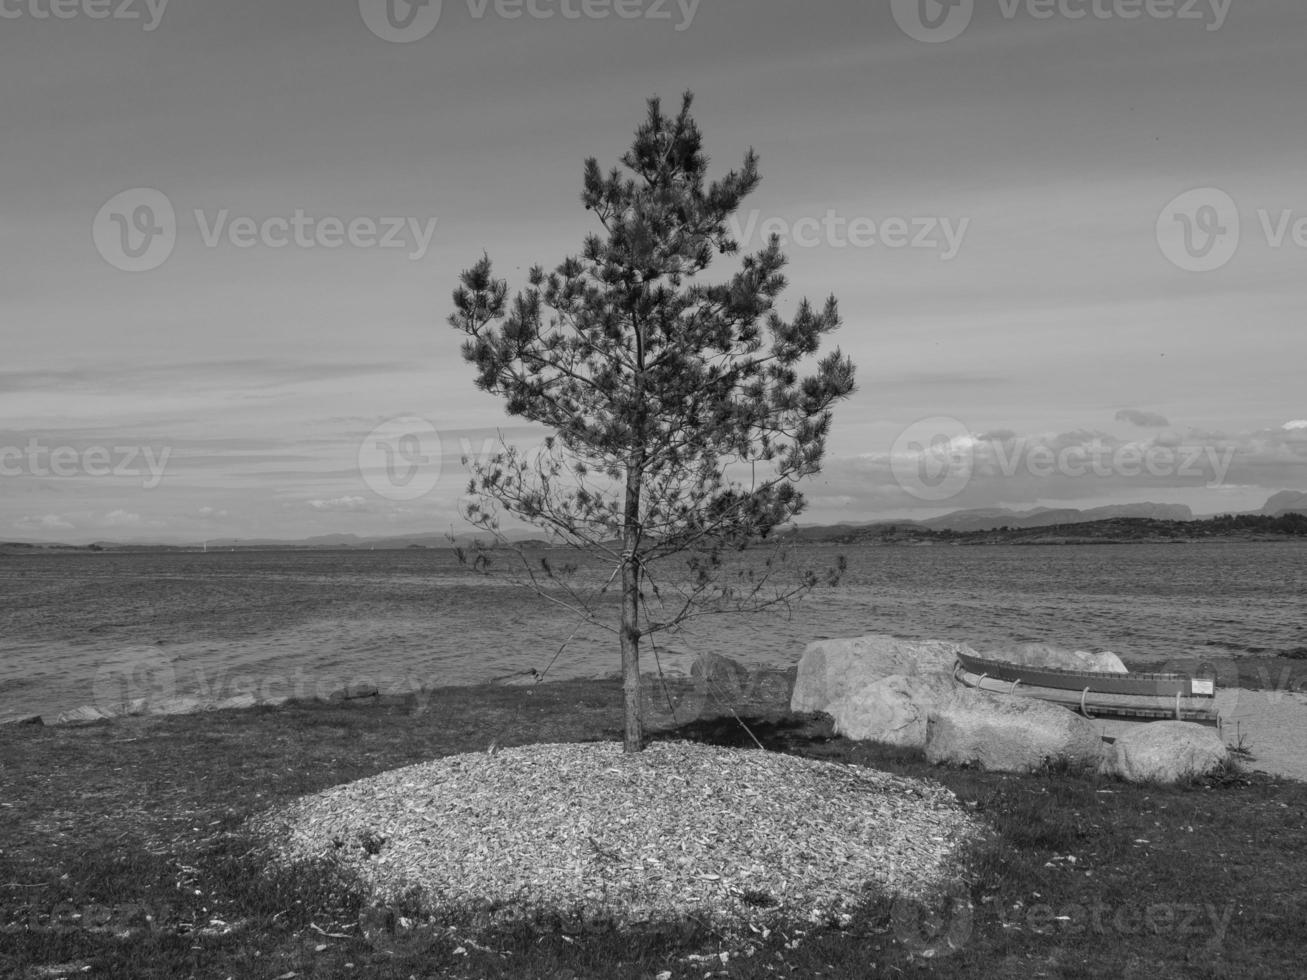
left=0, top=0, right=169, bottom=30
left=730, top=209, right=970, bottom=260
left=1, top=439, right=170, bottom=489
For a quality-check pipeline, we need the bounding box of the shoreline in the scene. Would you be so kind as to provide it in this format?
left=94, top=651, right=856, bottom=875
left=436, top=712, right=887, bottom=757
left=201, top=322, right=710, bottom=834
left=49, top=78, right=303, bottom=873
left=7, top=667, right=1305, bottom=783
left=5, top=649, right=1306, bottom=729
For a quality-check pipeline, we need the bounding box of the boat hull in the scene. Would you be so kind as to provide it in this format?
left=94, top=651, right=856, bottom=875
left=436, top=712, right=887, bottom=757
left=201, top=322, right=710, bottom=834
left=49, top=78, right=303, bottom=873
left=954, top=652, right=1221, bottom=726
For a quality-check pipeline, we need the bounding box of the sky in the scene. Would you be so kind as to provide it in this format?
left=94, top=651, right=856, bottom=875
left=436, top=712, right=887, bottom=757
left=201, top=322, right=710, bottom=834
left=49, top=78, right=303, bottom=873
left=1, top=0, right=1304, bottom=544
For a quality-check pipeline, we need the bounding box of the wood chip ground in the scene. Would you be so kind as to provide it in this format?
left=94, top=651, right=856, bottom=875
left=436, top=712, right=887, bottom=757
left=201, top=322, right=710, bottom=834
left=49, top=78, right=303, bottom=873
left=250, top=740, right=984, bottom=930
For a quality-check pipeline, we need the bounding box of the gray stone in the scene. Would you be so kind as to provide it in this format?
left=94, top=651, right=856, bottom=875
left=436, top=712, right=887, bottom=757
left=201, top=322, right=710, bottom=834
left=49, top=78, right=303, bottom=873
left=328, top=683, right=381, bottom=701
left=691, top=652, right=751, bottom=698
left=646, top=650, right=697, bottom=678
left=985, top=643, right=1128, bottom=674
left=0, top=714, right=44, bottom=726
left=56, top=705, right=112, bottom=724
left=925, top=692, right=1106, bottom=773
left=791, top=635, right=976, bottom=714
left=827, top=672, right=961, bottom=748
left=215, top=694, right=259, bottom=711
left=147, top=696, right=207, bottom=715
left=1111, top=721, right=1229, bottom=783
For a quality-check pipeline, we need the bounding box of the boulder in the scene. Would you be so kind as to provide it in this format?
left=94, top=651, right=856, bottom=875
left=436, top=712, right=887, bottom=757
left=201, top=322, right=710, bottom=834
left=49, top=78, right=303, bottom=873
left=691, top=652, right=751, bottom=699
left=985, top=643, right=1128, bottom=674
left=791, top=635, right=975, bottom=713
left=1111, top=721, right=1229, bottom=783
left=925, top=692, right=1106, bottom=773
left=827, top=672, right=961, bottom=748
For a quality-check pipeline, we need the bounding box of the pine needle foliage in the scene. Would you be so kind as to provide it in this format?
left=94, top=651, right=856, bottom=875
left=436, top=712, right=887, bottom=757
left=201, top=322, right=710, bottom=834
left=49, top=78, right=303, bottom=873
left=448, top=92, right=856, bottom=750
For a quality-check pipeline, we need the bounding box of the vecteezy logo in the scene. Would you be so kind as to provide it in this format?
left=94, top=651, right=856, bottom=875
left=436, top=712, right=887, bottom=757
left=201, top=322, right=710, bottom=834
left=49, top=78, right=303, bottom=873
left=891, top=0, right=974, bottom=43
left=91, top=647, right=178, bottom=714
left=1156, top=187, right=1241, bottom=273
left=359, top=416, right=443, bottom=501
left=92, top=188, right=177, bottom=272
left=891, top=884, right=974, bottom=958
left=359, top=0, right=443, bottom=42
left=890, top=416, right=973, bottom=502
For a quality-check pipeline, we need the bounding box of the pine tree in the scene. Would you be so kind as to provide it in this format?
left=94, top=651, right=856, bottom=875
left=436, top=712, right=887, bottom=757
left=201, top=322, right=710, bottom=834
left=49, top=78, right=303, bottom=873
left=449, top=92, right=856, bottom=752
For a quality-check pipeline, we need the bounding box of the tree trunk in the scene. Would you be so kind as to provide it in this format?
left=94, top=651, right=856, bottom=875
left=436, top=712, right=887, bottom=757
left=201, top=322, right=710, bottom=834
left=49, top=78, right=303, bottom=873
left=620, top=467, right=644, bottom=753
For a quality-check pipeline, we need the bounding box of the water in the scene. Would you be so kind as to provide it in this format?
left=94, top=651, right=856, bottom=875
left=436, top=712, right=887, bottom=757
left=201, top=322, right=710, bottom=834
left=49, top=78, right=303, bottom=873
left=1, top=542, right=1304, bottom=720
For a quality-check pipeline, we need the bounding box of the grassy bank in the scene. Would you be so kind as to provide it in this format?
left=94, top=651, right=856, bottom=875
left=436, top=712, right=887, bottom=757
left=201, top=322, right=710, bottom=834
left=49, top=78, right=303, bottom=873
left=2, top=679, right=1305, bottom=979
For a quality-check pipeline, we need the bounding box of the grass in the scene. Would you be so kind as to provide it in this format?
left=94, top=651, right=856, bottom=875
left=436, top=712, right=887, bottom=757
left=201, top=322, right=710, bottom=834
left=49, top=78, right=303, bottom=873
left=2, top=677, right=1305, bottom=979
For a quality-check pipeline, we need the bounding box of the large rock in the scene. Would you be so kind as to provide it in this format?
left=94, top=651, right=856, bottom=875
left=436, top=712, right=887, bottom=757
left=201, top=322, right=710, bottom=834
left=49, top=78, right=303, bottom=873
left=925, top=692, right=1106, bottom=773
left=984, top=643, right=1128, bottom=675
left=1111, top=721, right=1229, bottom=783
left=827, top=672, right=961, bottom=748
left=791, top=635, right=974, bottom=713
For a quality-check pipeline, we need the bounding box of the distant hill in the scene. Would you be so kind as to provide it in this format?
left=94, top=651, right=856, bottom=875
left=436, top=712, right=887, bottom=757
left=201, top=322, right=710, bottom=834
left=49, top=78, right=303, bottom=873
left=780, top=502, right=1196, bottom=541
left=789, top=512, right=1307, bottom=546
left=8, top=492, right=1303, bottom=552
left=1261, top=490, right=1307, bottom=516
left=87, top=530, right=549, bottom=552
left=919, top=502, right=1194, bottom=533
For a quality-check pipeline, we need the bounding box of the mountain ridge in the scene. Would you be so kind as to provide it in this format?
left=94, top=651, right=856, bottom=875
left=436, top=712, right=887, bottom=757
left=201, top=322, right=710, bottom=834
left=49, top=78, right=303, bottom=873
left=3, top=494, right=1304, bottom=551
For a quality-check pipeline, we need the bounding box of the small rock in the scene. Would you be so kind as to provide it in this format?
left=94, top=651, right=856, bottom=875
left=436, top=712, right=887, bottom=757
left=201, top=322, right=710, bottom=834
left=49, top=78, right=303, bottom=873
left=215, top=694, right=259, bottom=711
left=691, top=652, right=751, bottom=698
left=328, top=683, right=380, bottom=702
left=55, top=705, right=112, bottom=724
left=148, top=696, right=207, bottom=715
left=0, top=714, right=44, bottom=726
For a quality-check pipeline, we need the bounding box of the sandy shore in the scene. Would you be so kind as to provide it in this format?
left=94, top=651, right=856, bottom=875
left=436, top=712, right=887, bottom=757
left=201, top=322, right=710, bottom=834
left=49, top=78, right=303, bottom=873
left=1092, top=689, right=1307, bottom=782
left=1212, top=688, right=1307, bottom=781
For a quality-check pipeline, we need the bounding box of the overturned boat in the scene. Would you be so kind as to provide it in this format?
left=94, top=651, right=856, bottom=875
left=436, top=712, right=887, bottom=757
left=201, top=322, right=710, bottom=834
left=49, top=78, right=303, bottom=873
left=954, top=651, right=1220, bottom=726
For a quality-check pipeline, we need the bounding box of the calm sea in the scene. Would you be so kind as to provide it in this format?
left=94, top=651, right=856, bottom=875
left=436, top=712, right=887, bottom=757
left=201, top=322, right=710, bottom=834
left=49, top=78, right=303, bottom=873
left=1, top=542, right=1304, bottom=720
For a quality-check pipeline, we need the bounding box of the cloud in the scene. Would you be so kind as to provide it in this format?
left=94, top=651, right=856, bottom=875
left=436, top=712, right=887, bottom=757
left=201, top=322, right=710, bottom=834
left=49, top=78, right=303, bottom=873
left=0, top=360, right=412, bottom=395
left=198, top=506, right=230, bottom=520
left=15, top=514, right=73, bottom=531
left=1115, top=409, right=1171, bottom=428
left=1284, top=420, right=1307, bottom=431
left=307, top=495, right=371, bottom=512
left=104, top=510, right=144, bottom=527
left=820, top=420, right=1307, bottom=515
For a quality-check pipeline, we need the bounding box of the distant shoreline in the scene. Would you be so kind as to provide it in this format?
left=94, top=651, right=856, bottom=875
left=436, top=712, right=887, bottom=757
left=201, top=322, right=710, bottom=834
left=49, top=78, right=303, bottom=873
left=4, top=512, right=1307, bottom=555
